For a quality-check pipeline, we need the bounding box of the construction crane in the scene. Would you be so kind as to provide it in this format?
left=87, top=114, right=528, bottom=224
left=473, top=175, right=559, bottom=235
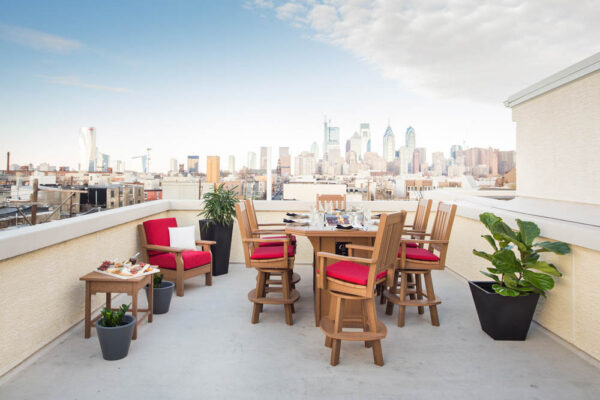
left=132, top=148, right=152, bottom=173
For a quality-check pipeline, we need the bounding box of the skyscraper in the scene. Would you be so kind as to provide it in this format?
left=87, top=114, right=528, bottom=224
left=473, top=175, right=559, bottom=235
left=278, top=147, right=291, bottom=177
left=260, top=147, right=268, bottom=171
left=323, top=118, right=340, bottom=160
left=294, top=152, right=316, bottom=175
left=228, top=155, right=235, bottom=174
left=187, top=155, right=199, bottom=173
left=383, top=125, right=396, bottom=162
left=405, top=126, right=416, bottom=150
left=169, top=158, right=178, bottom=173
left=247, top=151, right=257, bottom=170
left=206, top=156, right=220, bottom=183
left=310, top=142, right=319, bottom=159
left=350, top=131, right=362, bottom=158
left=78, top=127, right=97, bottom=172
left=360, top=123, right=371, bottom=157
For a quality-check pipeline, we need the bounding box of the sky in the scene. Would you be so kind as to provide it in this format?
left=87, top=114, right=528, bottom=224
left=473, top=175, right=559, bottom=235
left=1, top=0, right=599, bottom=173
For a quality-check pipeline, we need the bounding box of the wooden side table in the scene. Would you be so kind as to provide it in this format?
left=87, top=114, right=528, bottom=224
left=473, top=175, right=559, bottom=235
left=80, top=271, right=154, bottom=340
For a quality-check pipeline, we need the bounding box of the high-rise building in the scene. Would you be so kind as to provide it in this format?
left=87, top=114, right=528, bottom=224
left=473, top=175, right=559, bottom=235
left=450, top=144, right=462, bottom=160
left=412, top=148, right=427, bottom=173
left=350, top=131, right=362, bottom=158
left=247, top=151, right=257, bottom=170
left=405, top=126, right=416, bottom=150
left=206, top=156, right=220, bottom=183
left=260, top=147, right=268, bottom=171
left=323, top=118, right=341, bottom=160
left=310, top=142, right=319, bottom=159
left=360, top=123, right=371, bottom=157
left=498, top=150, right=516, bottom=174
left=169, top=158, right=178, bottom=173
left=432, top=152, right=446, bottom=176
left=187, top=155, right=199, bottom=173
left=78, top=127, right=97, bottom=172
left=294, top=151, right=316, bottom=176
left=228, top=155, right=235, bottom=174
left=383, top=125, right=396, bottom=162
left=278, top=147, right=291, bottom=177
left=398, top=147, right=412, bottom=175
left=100, top=153, right=110, bottom=172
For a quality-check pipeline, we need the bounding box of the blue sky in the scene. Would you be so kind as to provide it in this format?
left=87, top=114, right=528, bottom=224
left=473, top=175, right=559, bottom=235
left=1, top=0, right=597, bottom=172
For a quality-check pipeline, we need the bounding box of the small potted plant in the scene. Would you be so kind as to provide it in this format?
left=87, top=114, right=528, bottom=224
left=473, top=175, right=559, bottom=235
left=198, top=183, right=239, bottom=276
left=145, top=273, right=174, bottom=314
left=96, top=304, right=135, bottom=360
left=470, top=212, right=570, bottom=340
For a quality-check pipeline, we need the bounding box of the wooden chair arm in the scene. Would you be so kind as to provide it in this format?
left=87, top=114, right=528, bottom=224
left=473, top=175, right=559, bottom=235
left=196, top=240, right=216, bottom=245
left=258, top=223, right=287, bottom=226
left=400, top=239, right=448, bottom=245
left=316, top=251, right=374, bottom=265
left=143, top=244, right=184, bottom=254
left=252, top=229, right=285, bottom=234
left=404, top=231, right=431, bottom=236
left=242, top=238, right=290, bottom=244
left=345, top=244, right=374, bottom=252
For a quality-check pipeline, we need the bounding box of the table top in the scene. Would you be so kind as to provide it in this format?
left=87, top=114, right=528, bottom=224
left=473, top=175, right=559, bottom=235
left=285, top=223, right=379, bottom=238
left=79, top=271, right=151, bottom=283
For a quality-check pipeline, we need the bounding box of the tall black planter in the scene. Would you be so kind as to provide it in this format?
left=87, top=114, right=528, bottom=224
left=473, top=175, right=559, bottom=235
left=469, top=281, right=540, bottom=341
left=199, top=220, right=233, bottom=276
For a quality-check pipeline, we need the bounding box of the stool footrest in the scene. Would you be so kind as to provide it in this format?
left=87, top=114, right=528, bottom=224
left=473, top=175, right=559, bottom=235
left=320, top=317, right=387, bottom=341
left=248, top=289, right=300, bottom=305
left=384, top=290, right=441, bottom=306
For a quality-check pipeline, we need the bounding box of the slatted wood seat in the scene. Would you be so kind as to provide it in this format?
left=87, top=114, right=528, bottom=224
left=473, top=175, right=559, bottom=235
left=236, top=201, right=299, bottom=325
left=384, top=202, right=457, bottom=327
left=317, top=211, right=406, bottom=366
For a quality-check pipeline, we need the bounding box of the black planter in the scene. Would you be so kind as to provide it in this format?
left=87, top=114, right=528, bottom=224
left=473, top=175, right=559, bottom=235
left=145, top=281, right=174, bottom=314
left=96, top=315, right=136, bottom=360
left=199, top=220, right=233, bottom=276
left=469, top=281, right=539, bottom=341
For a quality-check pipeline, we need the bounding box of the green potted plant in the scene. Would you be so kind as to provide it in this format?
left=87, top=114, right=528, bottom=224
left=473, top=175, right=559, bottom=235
left=470, top=212, right=570, bottom=340
left=145, top=273, right=174, bottom=314
left=96, top=304, right=135, bottom=360
left=198, top=183, right=239, bottom=276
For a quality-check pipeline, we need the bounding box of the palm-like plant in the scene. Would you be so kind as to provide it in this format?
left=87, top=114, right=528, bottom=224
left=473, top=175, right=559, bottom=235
left=473, top=213, right=570, bottom=297
left=198, top=184, right=239, bottom=227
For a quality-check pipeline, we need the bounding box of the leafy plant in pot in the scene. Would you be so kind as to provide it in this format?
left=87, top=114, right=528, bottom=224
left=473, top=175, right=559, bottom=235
left=470, top=213, right=570, bottom=340
left=145, top=273, right=174, bottom=315
left=96, top=304, right=135, bottom=360
left=198, top=183, right=239, bottom=276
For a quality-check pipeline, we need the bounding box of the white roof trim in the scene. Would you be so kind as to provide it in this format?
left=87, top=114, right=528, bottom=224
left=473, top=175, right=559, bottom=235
left=505, top=51, right=600, bottom=108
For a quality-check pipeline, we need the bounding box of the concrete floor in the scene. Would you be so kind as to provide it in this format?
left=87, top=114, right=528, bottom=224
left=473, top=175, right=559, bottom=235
left=1, top=264, right=600, bottom=400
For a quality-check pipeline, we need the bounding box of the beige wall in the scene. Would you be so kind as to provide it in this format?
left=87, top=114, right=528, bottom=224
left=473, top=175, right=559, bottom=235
left=512, top=69, right=600, bottom=205
left=446, top=215, right=600, bottom=360
left=0, top=211, right=168, bottom=377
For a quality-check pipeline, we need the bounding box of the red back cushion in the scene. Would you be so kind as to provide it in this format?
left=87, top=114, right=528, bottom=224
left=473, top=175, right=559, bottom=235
left=143, top=218, right=178, bottom=255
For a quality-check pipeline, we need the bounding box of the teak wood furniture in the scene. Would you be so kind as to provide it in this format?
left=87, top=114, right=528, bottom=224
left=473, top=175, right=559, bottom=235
left=80, top=271, right=153, bottom=340
left=285, top=224, right=379, bottom=326
left=384, top=202, right=457, bottom=327
left=317, top=211, right=407, bottom=366
left=236, top=201, right=299, bottom=325
left=138, top=218, right=214, bottom=297
left=316, top=194, right=347, bottom=211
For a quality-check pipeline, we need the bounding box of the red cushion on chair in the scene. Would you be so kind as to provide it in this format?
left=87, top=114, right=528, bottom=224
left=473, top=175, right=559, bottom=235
left=398, top=247, right=440, bottom=261
left=405, top=242, right=418, bottom=248
left=143, top=218, right=178, bottom=256
left=259, top=235, right=297, bottom=247
left=250, top=245, right=295, bottom=260
left=149, top=251, right=211, bottom=270
left=325, top=261, right=387, bottom=286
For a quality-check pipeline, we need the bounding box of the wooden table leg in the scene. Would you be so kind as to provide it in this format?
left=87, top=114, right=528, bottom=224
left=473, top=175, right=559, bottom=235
left=132, top=286, right=138, bottom=340
left=147, top=277, right=153, bottom=323
left=105, top=292, right=111, bottom=310
left=84, top=282, right=91, bottom=338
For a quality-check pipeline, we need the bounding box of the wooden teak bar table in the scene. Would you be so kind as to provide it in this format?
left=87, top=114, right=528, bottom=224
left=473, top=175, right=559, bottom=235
left=80, top=271, right=154, bottom=340
left=286, top=225, right=378, bottom=326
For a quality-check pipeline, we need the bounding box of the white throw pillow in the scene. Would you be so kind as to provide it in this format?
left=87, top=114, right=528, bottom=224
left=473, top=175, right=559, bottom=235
left=168, top=226, right=196, bottom=250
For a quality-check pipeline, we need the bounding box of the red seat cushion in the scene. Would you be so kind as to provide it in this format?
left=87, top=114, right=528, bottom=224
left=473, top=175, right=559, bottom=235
left=259, top=235, right=297, bottom=247
left=398, top=247, right=440, bottom=261
left=149, top=251, right=211, bottom=270
left=250, top=245, right=295, bottom=260
left=405, top=242, right=418, bottom=248
left=325, top=261, right=387, bottom=286
left=143, top=218, right=178, bottom=256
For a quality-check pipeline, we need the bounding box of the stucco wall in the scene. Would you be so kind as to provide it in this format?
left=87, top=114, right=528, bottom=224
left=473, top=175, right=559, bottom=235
left=0, top=211, right=168, bottom=377
left=512, top=69, right=600, bottom=205
left=446, top=215, right=600, bottom=360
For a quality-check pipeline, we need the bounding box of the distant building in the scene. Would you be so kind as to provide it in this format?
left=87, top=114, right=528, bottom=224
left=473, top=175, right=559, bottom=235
left=360, top=123, right=371, bottom=157
left=227, top=155, right=235, bottom=174
left=294, top=151, right=316, bottom=176
left=169, top=158, right=178, bottom=173
left=310, top=142, right=319, bottom=159
left=350, top=132, right=362, bottom=158
left=278, top=147, right=291, bottom=177
left=206, top=156, right=220, bottom=183
left=187, top=155, right=199, bottom=173
left=405, top=126, right=416, bottom=150
left=323, top=118, right=341, bottom=160
left=247, top=151, right=257, bottom=170
left=382, top=125, right=396, bottom=162
left=260, top=147, right=268, bottom=171
left=79, top=127, right=97, bottom=172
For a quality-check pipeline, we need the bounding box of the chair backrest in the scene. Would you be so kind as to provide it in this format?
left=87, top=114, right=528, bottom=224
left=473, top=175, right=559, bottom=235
left=245, top=199, right=259, bottom=234
left=235, top=201, right=254, bottom=266
left=368, top=211, right=407, bottom=291
left=428, top=202, right=457, bottom=262
left=141, top=218, right=178, bottom=257
left=413, top=198, right=432, bottom=232
left=316, top=194, right=346, bottom=211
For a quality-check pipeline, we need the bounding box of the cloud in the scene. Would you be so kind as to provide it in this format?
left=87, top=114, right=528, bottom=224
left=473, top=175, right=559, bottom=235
left=0, top=23, right=83, bottom=53
left=255, top=1, right=600, bottom=103
left=38, top=75, right=131, bottom=93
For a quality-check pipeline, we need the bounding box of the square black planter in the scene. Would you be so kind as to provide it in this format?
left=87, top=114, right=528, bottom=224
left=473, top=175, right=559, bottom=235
left=469, top=281, right=539, bottom=341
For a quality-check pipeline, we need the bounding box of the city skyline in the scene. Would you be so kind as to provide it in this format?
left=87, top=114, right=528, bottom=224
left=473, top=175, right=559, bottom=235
left=1, top=1, right=598, bottom=171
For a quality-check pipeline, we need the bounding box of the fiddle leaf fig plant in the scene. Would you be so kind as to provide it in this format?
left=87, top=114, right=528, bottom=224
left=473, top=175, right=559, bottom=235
left=473, top=213, right=570, bottom=297
left=198, top=183, right=239, bottom=227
